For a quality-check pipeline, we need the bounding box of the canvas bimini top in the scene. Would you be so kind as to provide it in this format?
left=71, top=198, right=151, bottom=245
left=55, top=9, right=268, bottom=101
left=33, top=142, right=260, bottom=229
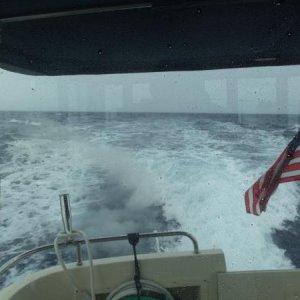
left=0, top=0, right=300, bottom=76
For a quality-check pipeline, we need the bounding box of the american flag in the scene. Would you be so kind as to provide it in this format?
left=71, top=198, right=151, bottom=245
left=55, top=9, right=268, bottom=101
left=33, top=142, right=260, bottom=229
left=245, top=130, right=300, bottom=216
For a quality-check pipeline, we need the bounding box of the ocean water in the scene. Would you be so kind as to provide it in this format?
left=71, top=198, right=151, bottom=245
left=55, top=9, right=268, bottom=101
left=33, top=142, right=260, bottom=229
left=0, top=111, right=300, bottom=287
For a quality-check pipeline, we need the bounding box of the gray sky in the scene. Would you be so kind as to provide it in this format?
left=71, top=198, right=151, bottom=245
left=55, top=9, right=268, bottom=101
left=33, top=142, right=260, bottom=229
left=1, top=65, right=300, bottom=114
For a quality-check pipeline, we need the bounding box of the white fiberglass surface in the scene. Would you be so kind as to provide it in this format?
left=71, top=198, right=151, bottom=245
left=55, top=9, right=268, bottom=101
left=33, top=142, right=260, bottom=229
left=0, top=66, right=300, bottom=287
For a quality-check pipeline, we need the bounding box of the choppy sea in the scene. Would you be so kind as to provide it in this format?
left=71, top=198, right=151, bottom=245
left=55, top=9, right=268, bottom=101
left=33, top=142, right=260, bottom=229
left=0, top=111, right=300, bottom=287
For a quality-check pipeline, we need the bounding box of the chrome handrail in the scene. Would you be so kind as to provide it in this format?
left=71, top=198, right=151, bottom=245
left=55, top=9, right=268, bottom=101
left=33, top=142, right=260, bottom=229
left=0, top=231, right=199, bottom=277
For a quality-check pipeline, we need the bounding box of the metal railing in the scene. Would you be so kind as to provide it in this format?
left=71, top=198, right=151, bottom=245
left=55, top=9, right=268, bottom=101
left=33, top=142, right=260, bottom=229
left=0, top=231, right=199, bottom=277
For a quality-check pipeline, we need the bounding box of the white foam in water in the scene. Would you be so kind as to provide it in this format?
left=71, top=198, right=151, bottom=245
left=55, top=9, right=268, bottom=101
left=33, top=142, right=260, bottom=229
left=8, top=119, right=41, bottom=126
left=135, top=119, right=297, bottom=271
left=0, top=118, right=167, bottom=263
left=0, top=113, right=298, bottom=287
left=160, top=150, right=296, bottom=271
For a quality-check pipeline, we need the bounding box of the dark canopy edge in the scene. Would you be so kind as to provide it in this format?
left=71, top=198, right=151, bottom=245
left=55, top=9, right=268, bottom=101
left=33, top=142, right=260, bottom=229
left=0, top=0, right=299, bottom=76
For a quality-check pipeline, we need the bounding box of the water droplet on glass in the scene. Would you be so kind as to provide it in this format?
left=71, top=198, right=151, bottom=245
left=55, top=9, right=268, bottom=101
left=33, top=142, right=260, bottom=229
left=167, top=43, right=172, bottom=49
left=98, top=50, right=103, bottom=55
left=287, top=31, right=293, bottom=37
left=196, top=8, right=202, bottom=14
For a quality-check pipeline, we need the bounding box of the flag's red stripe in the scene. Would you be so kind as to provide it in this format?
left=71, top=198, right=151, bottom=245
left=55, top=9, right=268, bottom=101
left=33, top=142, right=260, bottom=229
left=252, top=180, right=261, bottom=215
left=245, top=190, right=250, bottom=213
left=282, top=162, right=300, bottom=172
left=279, top=175, right=300, bottom=183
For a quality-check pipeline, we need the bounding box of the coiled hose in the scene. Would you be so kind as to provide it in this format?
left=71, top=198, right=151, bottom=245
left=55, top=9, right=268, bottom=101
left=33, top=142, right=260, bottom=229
left=54, top=230, right=95, bottom=300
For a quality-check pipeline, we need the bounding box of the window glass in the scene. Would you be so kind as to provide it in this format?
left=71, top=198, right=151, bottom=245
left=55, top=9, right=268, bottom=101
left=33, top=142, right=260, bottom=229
left=0, top=65, right=299, bottom=287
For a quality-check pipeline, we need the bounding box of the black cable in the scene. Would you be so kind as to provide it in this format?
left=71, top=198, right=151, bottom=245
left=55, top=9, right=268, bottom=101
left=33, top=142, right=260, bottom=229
left=128, top=233, right=142, bottom=300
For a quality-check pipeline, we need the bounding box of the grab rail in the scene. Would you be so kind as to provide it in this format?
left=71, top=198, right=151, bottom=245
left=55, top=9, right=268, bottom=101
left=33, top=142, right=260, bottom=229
left=0, top=231, right=199, bottom=277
